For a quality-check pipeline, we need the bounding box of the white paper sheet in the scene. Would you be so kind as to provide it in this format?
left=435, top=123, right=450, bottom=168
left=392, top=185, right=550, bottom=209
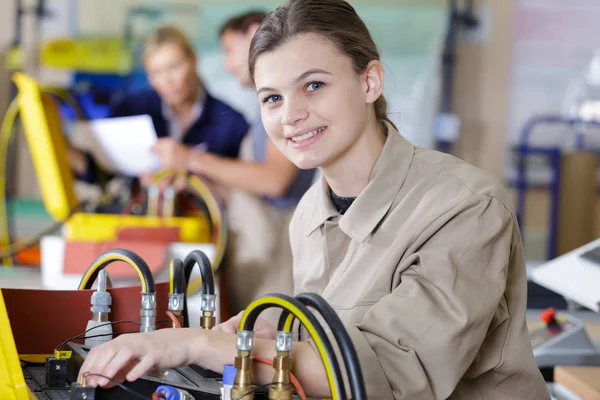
left=88, top=115, right=161, bottom=176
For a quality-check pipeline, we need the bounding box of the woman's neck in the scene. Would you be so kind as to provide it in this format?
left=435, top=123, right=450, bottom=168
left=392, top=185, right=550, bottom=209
left=321, top=120, right=386, bottom=198
left=170, top=80, right=202, bottom=118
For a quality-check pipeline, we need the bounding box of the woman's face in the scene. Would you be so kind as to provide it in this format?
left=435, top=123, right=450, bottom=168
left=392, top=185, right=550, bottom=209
left=145, top=43, right=198, bottom=106
left=253, top=34, right=379, bottom=171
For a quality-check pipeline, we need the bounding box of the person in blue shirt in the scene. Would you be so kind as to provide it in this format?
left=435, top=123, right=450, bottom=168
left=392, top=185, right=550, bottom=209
left=68, top=26, right=249, bottom=188
left=175, top=11, right=316, bottom=322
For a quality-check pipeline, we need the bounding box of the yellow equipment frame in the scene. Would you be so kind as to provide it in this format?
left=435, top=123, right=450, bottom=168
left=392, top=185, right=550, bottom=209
left=12, top=72, right=211, bottom=244
left=0, top=289, right=32, bottom=400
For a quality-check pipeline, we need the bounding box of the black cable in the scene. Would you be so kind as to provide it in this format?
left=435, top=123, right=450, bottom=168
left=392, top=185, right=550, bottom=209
left=182, top=250, right=214, bottom=327
left=79, top=248, right=155, bottom=293
left=170, top=258, right=184, bottom=295
left=56, top=320, right=141, bottom=351
left=232, top=382, right=277, bottom=400
left=294, top=293, right=367, bottom=400
left=82, top=373, right=149, bottom=399
left=242, top=293, right=347, bottom=400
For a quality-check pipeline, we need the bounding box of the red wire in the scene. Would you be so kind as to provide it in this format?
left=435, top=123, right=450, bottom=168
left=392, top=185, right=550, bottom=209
left=254, top=355, right=307, bottom=400
left=163, top=312, right=306, bottom=399
left=165, top=310, right=182, bottom=328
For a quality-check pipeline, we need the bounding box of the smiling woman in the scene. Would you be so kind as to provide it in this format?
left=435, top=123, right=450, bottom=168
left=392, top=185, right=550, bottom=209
left=77, top=1, right=551, bottom=399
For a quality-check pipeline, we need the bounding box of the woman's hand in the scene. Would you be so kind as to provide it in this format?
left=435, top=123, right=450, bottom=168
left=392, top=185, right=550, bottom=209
left=78, top=328, right=205, bottom=387
left=139, top=170, right=187, bottom=192
left=212, top=310, right=277, bottom=340
left=151, top=138, right=192, bottom=172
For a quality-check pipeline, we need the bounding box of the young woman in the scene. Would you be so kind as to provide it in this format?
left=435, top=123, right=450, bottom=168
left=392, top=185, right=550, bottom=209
left=79, top=1, right=550, bottom=398
left=69, top=26, right=248, bottom=187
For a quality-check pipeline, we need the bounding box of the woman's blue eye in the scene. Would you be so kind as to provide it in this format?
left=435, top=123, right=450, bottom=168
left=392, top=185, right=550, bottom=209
left=263, top=95, right=282, bottom=103
left=306, top=82, right=324, bottom=91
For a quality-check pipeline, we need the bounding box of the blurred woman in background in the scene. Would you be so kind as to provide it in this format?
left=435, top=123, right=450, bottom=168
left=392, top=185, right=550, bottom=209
left=69, top=26, right=249, bottom=189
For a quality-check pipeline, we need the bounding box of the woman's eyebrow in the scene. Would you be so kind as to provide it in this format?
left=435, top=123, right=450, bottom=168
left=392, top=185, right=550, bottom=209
left=294, top=68, right=332, bottom=83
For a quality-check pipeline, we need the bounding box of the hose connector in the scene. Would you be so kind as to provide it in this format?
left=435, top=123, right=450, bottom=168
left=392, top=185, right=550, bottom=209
left=140, top=292, right=157, bottom=333
left=147, top=185, right=160, bottom=217
left=269, top=351, right=293, bottom=400
left=85, top=270, right=112, bottom=347
left=275, top=331, right=292, bottom=352
left=236, top=330, right=253, bottom=351
left=168, top=293, right=184, bottom=328
left=231, top=350, right=254, bottom=400
left=162, top=185, right=176, bottom=218
left=269, top=331, right=293, bottom=400
left=200, top=293, right=216, bottom=329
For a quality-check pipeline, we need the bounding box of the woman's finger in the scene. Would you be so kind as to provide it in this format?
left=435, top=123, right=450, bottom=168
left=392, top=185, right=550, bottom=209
left=100, top=347, right=136, bottom=383
left=126, top=353, right=158, bottom=382
left=82, top=346, right=119, bottom=386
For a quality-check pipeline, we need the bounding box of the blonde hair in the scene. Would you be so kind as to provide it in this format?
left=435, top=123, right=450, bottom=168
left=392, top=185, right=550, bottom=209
left=143, top=26, right=196, bottom=61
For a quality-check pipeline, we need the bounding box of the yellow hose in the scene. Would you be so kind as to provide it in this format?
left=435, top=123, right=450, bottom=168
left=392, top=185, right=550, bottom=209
left=240, top=295, right=342, bottom=400
left=0, top=86, right=85, bottom=267
left=0, top=98, right=21, bottom=266
left=149, top=170, right=227, bottom=295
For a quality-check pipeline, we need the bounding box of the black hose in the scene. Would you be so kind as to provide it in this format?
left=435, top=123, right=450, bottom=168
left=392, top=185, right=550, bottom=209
left=170, top=259, right=184, bottom=295
left=243, top=293, right=347, bottom=400
left=79, top=248, right=155, bottom=293
left=295, top=293, right=367, bottom=400
left=183, top=250, right=215, bottom=295
left=182, top=250, right=215, bottom=327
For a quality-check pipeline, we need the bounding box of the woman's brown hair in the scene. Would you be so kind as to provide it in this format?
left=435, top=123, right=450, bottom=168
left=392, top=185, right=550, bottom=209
left=248, top=0, right=395, bottom=129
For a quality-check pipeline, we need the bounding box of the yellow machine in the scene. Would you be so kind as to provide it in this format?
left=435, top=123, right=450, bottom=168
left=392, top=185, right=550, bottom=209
left=0, top=290, right=29, bottom=400
left=1, top=73, right=226, bottom=291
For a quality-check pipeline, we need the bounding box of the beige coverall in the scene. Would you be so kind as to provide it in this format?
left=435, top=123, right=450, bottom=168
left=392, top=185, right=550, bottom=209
left=290, top=124, right=550, bottom=399
left=224, top=134, right=295, bottom=324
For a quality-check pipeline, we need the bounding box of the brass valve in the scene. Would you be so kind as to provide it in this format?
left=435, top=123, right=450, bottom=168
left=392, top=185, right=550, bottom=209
left=170, top=310, right=184, bottom=328
left=269, top=351, right=293, bottom=400
left=231, top=350, right=254, bottom=400
left=200, top=311, right=216, bottom=330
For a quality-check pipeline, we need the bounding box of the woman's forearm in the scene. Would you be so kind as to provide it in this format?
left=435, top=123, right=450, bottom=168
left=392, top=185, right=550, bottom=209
left=188, top=152, right=296, bottom=198
left=194, top=329, right=331, bottom=398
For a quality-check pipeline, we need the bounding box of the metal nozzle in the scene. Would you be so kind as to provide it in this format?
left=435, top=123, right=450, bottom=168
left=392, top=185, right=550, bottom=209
left=147, top=186, right=160, bottom=216
left=275, top=332, right=293, bottom=352
left=162, top=185, right=176, bottom=218
left=236, top=330, right=254, bottom=351
left=200, top=311, right=216, bottom=330
left=231, top=351, right=254, bottom=400
left=269, top=351, right=293, bottom=400
left=168, top=293, right=184, bottom=311
left=168, top=293, right=185, bottom=328
left=140, top=292, right=157, bottom=333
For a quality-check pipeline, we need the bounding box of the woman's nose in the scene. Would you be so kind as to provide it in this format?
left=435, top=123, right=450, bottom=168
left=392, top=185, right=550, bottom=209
left=281, top=100, right=308, bottom=126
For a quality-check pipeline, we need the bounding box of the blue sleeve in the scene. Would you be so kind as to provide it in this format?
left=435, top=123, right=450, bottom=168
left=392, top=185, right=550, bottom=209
left=109, top=95, right=134, bottom=118
left=227, top=113, right=250, bottom=159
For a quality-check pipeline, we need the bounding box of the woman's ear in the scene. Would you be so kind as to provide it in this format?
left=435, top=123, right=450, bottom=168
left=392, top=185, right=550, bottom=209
left=363, top=60, right=384, bottom=104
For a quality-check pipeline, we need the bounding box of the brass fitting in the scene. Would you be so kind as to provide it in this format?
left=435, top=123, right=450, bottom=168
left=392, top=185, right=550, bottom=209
left=200, top=311, right=216, bottom=330
left=171, top=310, right=184, bottom=328
left=269, top=351, right=293, bottom=400
left=200, top=294, right=217, bottom=330
left=231, top=350, right=254, bottom=400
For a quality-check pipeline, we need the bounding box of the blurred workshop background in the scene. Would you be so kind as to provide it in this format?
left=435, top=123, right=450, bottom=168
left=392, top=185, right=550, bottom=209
left=2, top=1, right=600, bottom=398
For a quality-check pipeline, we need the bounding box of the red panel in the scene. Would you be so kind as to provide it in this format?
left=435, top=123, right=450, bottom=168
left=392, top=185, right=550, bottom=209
left=3, top=282, right=171, bottom=355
